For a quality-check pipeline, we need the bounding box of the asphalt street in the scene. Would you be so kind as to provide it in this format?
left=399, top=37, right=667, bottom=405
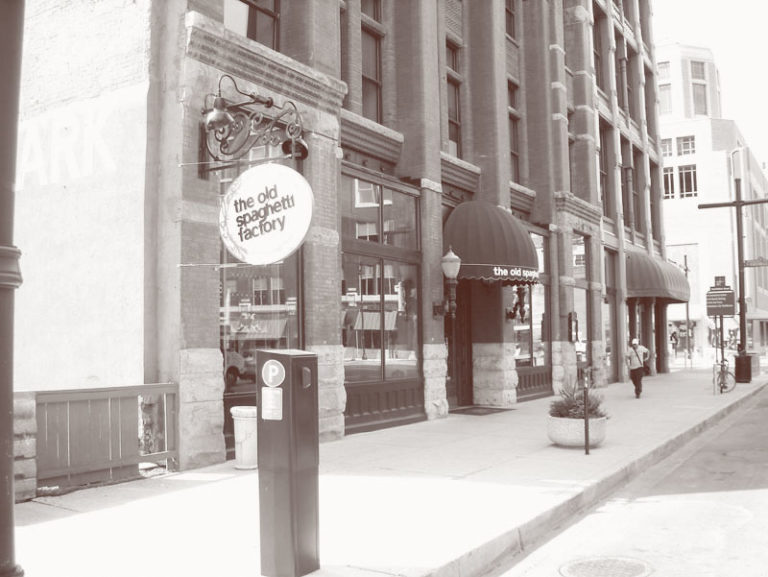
left=495, top=385, right=768, bottom=577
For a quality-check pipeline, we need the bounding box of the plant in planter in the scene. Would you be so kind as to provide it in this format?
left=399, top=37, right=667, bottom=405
left=547, top=378, right=608, bottom=448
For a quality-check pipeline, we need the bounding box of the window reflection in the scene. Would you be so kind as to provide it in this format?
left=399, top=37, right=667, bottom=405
left=341, top=176, right=418, bottom=249
left=341, top=256, right=419, bottom=382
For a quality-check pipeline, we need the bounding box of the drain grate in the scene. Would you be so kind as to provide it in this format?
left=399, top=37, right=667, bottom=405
left=560, top=557, right=653, bottom=577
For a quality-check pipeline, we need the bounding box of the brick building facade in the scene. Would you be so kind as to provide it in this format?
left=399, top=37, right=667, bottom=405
left=13, top=0, right=687, bottom=498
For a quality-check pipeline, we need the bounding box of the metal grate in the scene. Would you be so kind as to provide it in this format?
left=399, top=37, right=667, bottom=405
left=560, top=557, right=653, bottom=577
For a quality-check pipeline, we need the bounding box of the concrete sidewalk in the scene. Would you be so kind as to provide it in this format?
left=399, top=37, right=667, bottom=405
left=14, top=368, right=766, bottom=577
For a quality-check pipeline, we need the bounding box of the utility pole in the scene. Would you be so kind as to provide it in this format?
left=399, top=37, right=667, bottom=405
left=0, top=2, right=25, bottom=576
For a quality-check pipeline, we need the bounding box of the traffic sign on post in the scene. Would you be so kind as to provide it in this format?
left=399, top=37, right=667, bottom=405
left=706, top=286, right=735, bottom=317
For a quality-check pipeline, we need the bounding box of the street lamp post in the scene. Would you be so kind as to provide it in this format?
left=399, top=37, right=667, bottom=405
left=1, top=2, right=25, bottom=576
left=441, top=247, right=461, bottom=401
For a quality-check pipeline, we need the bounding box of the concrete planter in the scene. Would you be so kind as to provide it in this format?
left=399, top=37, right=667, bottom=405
left=547, top=415, right=607, bottom=448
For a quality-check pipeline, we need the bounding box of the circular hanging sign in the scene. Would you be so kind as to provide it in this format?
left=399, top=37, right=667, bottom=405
left=219, top=163, right=314, bottom=265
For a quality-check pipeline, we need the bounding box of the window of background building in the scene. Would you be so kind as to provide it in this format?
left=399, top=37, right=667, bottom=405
left=659, top=84, right=671, bottom=115
left=690, top=60, right=708, bottom=115
left=505, top=0, right=516, bottom=40
left=677, top=135, right=695, bottom=155
left=679, top=165, right=698, bottom=197
left=663, top=167, right=675, bottom=199
left=361, top=3, right=383, bottom=123
left=223, top=0, right=280, bottom=50
left=341, top=173, right=421, bottom=383
left=508, top=80, right=520, bottom=183
left=657, top=61, right=670, bottom=81
left=661, top=138, right=672, bottom=157
left=446, top=41, right=462, bottom=157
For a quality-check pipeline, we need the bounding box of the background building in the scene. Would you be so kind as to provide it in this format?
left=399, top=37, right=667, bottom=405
left=658, top=42, right=768, bottom=364
left=13, top=0, right=686, bottom=499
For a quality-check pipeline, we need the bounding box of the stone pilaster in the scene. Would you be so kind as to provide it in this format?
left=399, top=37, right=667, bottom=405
left=310, top=344, right=346, bottom=441
left=423, top=342, right=449, bottom=420
left=472, top=342, right=518, bottom=407
left=177, top=348, right=226, bottom=470
left=551, top=339, right=578, bottom=394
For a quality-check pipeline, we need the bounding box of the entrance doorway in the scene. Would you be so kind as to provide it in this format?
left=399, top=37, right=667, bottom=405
left=446, top=280, right=473, bottom=407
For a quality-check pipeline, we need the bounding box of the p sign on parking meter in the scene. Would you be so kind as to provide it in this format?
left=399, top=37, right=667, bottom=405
left=261, top=359, right=286, bottom=421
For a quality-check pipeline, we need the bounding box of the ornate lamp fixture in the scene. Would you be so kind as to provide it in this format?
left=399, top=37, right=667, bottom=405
left=201, top=74, right=308, bottom=164
left=440, top=247, right=462, bottom=319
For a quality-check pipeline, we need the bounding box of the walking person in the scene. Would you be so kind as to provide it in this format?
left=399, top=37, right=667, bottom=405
left=626, top=337, right=649, bottom=398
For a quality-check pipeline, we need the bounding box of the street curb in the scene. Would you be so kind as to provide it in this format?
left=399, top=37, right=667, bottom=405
left=425, top=382, right=768, bottom=577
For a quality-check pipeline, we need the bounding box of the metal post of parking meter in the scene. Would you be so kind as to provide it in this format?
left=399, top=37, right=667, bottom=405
left=256, top=349, right=319, bottom=577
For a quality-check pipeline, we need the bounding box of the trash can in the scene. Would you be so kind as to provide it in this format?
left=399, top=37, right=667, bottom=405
left=230, top=406, right=259, bottom=469
left=735, top=354, right=752, bottom=383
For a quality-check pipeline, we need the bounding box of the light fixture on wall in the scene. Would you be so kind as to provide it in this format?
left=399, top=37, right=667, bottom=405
left=201, top=73, right=308, bottom=165
left=438, top=247, right=462, bottom=319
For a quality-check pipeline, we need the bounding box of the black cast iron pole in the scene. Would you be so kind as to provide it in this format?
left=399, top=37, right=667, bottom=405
left=0, top=2, right=25, bottom=576
left=734, top=179, right=747, bottom=358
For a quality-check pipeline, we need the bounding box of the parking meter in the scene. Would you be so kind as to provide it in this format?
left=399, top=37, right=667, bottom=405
left=256, top=349, right=319, bottom=577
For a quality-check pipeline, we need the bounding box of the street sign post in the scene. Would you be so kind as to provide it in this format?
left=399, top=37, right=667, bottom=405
left=706, top=286, right=735, bottom=317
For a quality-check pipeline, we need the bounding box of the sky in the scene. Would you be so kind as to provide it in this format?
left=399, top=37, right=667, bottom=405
left=652, top=1, right=768, bottom=166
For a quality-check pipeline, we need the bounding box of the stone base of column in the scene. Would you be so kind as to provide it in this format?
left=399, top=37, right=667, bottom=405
left=423, top=342, right=449, bottom=419
left=472, top=342, right=517, bottom=407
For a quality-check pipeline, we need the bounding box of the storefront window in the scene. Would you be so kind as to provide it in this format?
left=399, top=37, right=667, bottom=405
left=573, top=233, right=590, bottom=364
left=513, top=233, right=550, bottom=367
left=341, top=255, right=418, bottom=382
left=340, top=173, right=420, bottom=384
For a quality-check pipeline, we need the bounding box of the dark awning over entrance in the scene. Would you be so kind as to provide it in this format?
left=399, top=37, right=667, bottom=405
left=626, top=251, right=690, bottom=303
left=443, top=200, right=539, bottom=285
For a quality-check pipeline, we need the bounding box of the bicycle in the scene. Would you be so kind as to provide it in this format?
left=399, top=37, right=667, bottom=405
left=712, top=358, right=736, bottom=394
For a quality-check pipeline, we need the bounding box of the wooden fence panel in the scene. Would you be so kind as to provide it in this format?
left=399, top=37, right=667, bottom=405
left=36, top=384, right=177, bottom=491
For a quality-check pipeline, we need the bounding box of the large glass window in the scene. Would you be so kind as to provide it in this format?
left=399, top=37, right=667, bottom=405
left=342, top=178, right=418, bottom=249
left=341, top=173, right=420, bottom=384
left=220, top=253, right=300, bottom=389
left=341, top=257, right=418, bottom=382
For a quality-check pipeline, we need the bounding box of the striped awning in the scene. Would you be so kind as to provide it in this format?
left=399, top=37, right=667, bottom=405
left=443, top=200, right=539, bottom=285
